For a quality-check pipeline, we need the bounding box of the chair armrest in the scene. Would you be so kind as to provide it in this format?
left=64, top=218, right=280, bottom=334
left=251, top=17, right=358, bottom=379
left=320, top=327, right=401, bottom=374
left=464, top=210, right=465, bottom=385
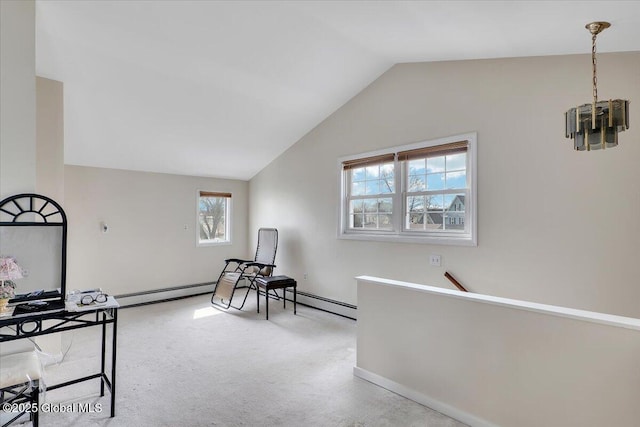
left=246, top=262, right=276, bottom=269
left=225, top=258, right=250, bottom=264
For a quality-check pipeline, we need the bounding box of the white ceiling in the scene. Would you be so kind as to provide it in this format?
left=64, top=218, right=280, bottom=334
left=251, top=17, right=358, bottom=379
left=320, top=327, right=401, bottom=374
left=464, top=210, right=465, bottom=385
left=35, top=1, right=640, bottom=180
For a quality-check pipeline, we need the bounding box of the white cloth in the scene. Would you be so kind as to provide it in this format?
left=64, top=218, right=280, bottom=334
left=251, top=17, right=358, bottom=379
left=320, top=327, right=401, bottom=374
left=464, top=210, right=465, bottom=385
left=0, top=350, right=42, bottom=388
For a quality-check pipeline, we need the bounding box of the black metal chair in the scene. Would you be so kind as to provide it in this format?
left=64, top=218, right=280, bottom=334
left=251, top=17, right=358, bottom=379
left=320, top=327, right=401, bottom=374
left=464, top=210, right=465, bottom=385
left=211, top=228, right=278, bottom=310
left=0, top=351, right=42, bottom=427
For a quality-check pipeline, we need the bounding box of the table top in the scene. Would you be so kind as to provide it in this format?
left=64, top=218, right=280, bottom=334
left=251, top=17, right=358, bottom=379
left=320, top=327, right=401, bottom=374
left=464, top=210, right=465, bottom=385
left=0, top=301, right=118, bottom=341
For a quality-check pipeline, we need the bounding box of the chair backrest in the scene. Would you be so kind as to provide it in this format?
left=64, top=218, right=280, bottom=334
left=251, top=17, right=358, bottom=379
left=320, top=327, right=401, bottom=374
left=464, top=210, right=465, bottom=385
left=254, top=228, right=278, bottom=270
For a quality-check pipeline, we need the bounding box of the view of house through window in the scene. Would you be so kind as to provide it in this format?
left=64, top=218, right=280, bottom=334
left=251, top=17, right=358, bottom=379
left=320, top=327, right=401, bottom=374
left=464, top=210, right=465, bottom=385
left=340, top=133, right=476, bottom=245
left=198, top=191, right=231, bottom=245
left=405, top=150, right=466, bottom=231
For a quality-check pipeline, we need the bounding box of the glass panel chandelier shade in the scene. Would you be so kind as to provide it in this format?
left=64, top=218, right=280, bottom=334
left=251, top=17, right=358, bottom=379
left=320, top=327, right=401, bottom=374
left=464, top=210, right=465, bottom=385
left=565, top=99, right=629, bottom=150
left=564, top=22, right=629, bottom=151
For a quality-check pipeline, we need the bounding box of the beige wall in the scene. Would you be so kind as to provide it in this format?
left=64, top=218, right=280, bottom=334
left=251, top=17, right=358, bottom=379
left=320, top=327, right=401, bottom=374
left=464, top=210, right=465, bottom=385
left=36, top=77, right=65, bottom=202
left=249, top=52, right=640, bottom=318
left=0, top=0, right=36, bottom=198
left=64, top=166, right=249, bottom=295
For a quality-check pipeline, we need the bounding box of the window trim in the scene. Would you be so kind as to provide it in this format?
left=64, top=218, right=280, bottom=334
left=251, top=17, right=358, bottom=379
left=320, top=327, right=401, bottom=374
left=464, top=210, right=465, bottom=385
left=337, top=132, right=477, bottom=246
left=196, top=189, right=232, bottom=247
left=345, top=159, right=397, bottom=231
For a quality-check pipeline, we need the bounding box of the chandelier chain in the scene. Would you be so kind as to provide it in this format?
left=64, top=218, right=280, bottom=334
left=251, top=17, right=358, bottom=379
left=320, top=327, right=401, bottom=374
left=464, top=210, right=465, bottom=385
left=592, top=33, right=598, bottom=103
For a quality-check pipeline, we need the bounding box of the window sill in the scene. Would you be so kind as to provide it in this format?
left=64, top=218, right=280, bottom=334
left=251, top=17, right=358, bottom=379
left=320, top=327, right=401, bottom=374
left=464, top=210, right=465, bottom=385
left=197, top=240, right=232, bottom=247
left=338, top=231, right=476, bottom=246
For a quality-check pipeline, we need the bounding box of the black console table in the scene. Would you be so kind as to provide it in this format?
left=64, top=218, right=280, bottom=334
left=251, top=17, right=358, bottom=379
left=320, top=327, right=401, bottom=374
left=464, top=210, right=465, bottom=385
left=0, top=306, right=118, bottom=417
left=0, top=194, right=117, bottom=423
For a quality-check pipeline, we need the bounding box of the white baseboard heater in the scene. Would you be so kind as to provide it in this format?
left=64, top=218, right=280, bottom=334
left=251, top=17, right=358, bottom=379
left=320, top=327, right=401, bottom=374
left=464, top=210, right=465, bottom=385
left=115, top=283, right=357, bottom=321
left=115, top=282, right=214, bottom=307
left=284, top=288, right=357, bottom=320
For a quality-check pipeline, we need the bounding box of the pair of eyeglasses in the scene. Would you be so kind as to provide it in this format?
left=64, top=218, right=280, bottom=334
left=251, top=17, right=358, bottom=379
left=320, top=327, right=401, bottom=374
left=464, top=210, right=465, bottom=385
left=80, top=293, right=108, bottom=305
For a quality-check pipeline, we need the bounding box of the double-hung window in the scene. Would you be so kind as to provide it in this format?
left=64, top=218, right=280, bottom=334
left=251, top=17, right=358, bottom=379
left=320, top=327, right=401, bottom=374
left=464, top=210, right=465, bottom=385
left=197, top=191, right=231, bottom=246
left=339, top=133, right=477, bottom=246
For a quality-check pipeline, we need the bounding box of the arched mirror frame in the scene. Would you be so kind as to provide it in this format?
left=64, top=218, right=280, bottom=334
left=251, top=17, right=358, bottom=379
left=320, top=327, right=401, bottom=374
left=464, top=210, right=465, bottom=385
left=0, top=193, right=67, bottom=301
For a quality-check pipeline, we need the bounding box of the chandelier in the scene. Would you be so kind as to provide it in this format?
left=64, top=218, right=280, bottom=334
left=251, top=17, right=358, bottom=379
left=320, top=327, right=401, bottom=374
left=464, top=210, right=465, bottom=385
left=565, top=22, right=629, bottom=151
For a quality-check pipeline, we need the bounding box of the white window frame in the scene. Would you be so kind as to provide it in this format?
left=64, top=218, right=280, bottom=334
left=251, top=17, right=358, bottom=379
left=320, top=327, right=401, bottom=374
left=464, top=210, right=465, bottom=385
left=196, top=190, right=232, bottom=247
left=337, top=132, right=477, bottom=246
left=345, top=159, right=396, bottom=231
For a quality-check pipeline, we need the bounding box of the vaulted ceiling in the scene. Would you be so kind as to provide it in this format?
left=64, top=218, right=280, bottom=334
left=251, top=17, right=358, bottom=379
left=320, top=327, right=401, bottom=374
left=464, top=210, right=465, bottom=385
left=36, top=1, right=640, bottom=180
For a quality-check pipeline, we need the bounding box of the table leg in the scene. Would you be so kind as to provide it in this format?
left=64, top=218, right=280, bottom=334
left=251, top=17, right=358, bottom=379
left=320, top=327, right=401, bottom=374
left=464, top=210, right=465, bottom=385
left=100, top=312, right=106, bottom=397
left=32, top=380, right=40, bottom=427
left=111, top=309, right=118, bottom=417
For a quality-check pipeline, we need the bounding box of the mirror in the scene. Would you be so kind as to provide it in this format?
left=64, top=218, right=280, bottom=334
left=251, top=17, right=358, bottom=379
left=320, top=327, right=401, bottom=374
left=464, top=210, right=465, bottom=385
left=0, top=194, right=67, bottom=301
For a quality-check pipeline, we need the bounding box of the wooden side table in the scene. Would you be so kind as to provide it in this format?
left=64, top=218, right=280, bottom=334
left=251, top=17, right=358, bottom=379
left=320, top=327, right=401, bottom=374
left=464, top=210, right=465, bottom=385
left=255, top=276, right=297, bottom=320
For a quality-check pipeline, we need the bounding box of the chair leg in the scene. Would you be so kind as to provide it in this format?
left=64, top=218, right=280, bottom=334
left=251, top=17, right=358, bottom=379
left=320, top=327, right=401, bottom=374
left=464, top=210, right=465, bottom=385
left=266, top=287, right=269, bottom=320
left=0, top=382, right=39, bottom=427
left=256, top=285, right=260, bottom=313
left=230, top=280, right=255, bottom=310
left=211, top=293, right=232, bottom=309
left=32, top=381, right=39, bottom=427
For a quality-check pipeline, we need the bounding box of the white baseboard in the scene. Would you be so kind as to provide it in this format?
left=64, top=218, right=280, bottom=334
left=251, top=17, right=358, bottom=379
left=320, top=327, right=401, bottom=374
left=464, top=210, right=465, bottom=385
left=353, top=366, right=497, bottom=427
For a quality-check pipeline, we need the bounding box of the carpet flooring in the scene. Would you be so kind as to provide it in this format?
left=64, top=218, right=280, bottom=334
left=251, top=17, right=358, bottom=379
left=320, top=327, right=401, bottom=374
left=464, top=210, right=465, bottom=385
left=35, top=293, right=466, bottom=427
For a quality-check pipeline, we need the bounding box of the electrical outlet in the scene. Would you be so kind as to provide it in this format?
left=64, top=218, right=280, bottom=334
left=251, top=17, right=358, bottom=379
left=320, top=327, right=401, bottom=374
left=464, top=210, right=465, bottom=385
left=430, top=255, right=441, bottom=267
left=303, top=273, right=308, bottom=280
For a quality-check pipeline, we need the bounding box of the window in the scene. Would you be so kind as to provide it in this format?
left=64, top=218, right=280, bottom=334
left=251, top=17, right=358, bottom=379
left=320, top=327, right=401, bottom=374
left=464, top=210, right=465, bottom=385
left=338, top=133, right=477, bottom=246
left=344, top=154, right=395, bottom=230
left=197, top=191, right=231, bottom=246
